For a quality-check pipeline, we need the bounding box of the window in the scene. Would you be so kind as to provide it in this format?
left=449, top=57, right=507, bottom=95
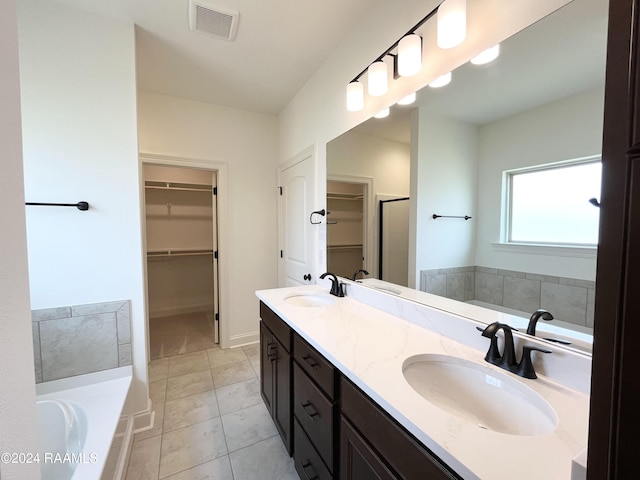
left=504, top=158, right=601, bottom=246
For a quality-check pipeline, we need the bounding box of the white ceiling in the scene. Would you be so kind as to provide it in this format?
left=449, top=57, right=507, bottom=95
left=49, top=0, right=384, bottom=115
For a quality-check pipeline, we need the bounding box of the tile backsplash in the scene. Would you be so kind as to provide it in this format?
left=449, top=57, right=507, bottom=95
left=32, top=300, right=132, bottom=383
left=420, top=267, right=595, bottom=328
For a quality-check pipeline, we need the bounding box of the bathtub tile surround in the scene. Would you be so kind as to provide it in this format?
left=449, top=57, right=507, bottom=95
left=32, top=300, right=132, bottom=383
left=420, top=266, right=596, bottom=327
left=126, top=337, right=296, bottom=479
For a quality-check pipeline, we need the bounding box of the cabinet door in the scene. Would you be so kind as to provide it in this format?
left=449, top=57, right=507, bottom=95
left=341, top=416, right=397, bottom=480
left=259, top=322, right=275, bottom=413
left=273, top=334, right=292, bottom=455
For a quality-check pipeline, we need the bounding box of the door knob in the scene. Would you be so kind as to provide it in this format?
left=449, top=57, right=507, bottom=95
left=303, top=274, right=312, bottom=281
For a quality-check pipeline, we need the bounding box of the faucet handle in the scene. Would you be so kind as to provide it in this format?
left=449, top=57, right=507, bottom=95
left=516, top=345, right=552, bottom=379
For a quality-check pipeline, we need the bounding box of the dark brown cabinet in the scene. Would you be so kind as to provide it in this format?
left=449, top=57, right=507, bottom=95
left=259, top=302, right=293, bottom=454
left=293, top=333, right=338, bottom=479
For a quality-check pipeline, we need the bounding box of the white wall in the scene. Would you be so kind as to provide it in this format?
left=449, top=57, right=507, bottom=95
left=137, top=91, right=279, bottom=346
left=18, top=0, right=148, bottom=413
left=412, top=111, right=478, bottom=286
left=475, top=86, right=604, bottom=279
left=0, top=0, right=40, bottom=478
left=277, top=0, right=572, bottom=277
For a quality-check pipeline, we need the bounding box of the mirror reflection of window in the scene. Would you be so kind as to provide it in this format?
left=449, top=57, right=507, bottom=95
left=506, top=159, right=601, bottom=246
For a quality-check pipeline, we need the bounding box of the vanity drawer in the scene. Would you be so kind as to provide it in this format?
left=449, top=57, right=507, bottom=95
left=294, top=363, right=335, bottom=472
left=260, top=302, right=291, bottom=353
left=294, top=332, right=335, bottom=399
left=294, top=418, right=333, bottom=480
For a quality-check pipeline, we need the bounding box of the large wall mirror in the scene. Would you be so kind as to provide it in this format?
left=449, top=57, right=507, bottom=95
left=326, top=0, right=607, bottom=353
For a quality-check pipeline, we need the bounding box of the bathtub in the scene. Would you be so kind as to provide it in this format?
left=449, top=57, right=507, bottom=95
left=36, top=366, right=133, bottom=480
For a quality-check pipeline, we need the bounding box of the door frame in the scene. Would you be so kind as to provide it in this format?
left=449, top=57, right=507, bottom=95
left=277, top=145, right=318, bottom=287
left=327, top=175, right=374, bottom=276
left=139, top=153, right=230, bottom=351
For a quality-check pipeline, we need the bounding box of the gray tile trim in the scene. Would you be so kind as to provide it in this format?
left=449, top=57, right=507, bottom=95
left=32, top=299, right=131, bottom=383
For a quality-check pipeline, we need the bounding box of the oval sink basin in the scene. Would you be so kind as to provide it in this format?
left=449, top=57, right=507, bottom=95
left=402, top=354, right=557, bottom=436
left=284, top=293, right=335, bottom=308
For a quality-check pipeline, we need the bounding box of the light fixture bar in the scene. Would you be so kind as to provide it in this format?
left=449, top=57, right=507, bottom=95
left=348, top=3, right=442, bottom=84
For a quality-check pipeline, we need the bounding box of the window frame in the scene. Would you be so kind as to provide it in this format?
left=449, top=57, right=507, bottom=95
left=501, top=155, right=602, bottom=248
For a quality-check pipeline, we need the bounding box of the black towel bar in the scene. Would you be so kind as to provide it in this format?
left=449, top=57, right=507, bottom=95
left=26, top=201, right=89, bottom=211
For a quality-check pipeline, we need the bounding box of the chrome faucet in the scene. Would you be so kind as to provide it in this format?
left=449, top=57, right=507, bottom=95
left=320, top=272, right=345, bottom=297
left=480, top=322, right=551, bottom=379
left=351, top=269, right=369, bottom=281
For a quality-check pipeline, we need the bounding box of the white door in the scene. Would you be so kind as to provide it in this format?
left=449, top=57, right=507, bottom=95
left=279, top=149, right=316, bottom=287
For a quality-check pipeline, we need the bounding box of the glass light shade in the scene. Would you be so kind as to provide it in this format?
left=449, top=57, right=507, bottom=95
left=429, top=72, right=452, bottom=88
left=437, top=0, right=466, bottom=49
left=397, top=34, right=422, bottom=77
left=374, top=108, right=390, bottom=119
left=346, top=81, right=364, bottom=111
left=397, top=93, right=416, bottom=106
left=368, top=61, right=388, bottom=97
left=470, top=44, right=500, bottom=65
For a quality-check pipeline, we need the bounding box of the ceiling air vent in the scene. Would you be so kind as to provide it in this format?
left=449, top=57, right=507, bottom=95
left=189, top=0, right=239, bottom=41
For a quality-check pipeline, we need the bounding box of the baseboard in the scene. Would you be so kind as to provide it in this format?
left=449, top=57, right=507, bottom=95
left=132, top=398, right=154, bottom=432
left=149, top=303, right=214, bottom=319
left=229, top=331, right=259, bottom=348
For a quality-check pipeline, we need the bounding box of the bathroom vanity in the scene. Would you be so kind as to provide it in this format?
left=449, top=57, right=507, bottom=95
left=256, top=282, right=590, bottom=480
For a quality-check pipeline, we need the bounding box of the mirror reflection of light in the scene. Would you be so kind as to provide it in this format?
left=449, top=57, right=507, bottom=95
left=428, top=71, right=452, bottom=88
left=374, top=108, right=390, bottom=119
left=470, top=44, right=501, bottom=65
left=397, top=92, right=416, bottom=106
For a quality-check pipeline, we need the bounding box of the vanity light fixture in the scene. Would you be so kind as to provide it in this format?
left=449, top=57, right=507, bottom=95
left=374, top=108, right=390, bottom=119
left=346, top=81, right=365, bottom=111
left=397, top=92, right=416, bottom=105
left=437, top=0, right=466, bottom=49
left=368, top=60, right=389, bottom=96
left=397, top=34, right=422, bottom=77
left=470, top=44, right=501, bottom=65
left=429, top=71, right=452, bottom=88
left=345, top=1, right=466, bottom=111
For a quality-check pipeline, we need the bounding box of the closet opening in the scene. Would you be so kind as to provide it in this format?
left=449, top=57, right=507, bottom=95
left=326, top=179, right=369, bottom=279
left=143, top=164, right=220, bottom=359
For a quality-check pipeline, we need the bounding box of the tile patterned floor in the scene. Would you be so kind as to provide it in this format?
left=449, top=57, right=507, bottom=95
left=125, top=313, right=299, bottom=480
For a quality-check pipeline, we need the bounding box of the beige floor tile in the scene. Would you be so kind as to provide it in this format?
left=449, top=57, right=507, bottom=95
left=164, top=389, right=220, bottom=433
left=242, top=343, right=259, bottom=361
left=150, top=313, right=217, bottom=360
left=221, top=403, right=278, bottom=452
left=211, top=360, right=256, bottom=388
left=125, top=435, right=161, bottom=480
left=149, top=379, right=167, bottom=405
left=135, top=402, right=165, bottom=442
left=168, top=351, right=210, bottom=378
left=229, top=436, right=298, bottom=480
left=207, top=347, right=248, bottom=368
left=215, top=378, right=262, bottom=415
left=162, top=456, right=234, bottom=480
left=149, top=358, right=169, bottom=382
left=159, top=418, right=228, bottom=479
left=166, top=370, right=213, bottom=401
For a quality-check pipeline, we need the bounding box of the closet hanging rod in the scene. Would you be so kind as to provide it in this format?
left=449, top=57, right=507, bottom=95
left=147, top=249, right=214, bottom=258
left=145, top=181, right=212, bottom=193
left=26, top=201, right=89, bottom=211
left=432, top=214, right=472, bottom=220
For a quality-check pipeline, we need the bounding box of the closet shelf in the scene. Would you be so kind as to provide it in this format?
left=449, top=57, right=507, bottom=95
left=327, top=192, right=364, bottom=201
left=145, top=180, right=212, bottom=193
left=327, top=244, right=363, bottom=250
left=147, top=248, right=214, bottom=258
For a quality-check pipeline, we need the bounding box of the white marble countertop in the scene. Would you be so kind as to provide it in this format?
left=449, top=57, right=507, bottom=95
left=256, top=284, right=590, bottom=480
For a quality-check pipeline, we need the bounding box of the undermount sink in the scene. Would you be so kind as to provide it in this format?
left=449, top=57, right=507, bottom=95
left=284, top=292, right=335, bottom=308
left=402, top=354, right=557, bottom=436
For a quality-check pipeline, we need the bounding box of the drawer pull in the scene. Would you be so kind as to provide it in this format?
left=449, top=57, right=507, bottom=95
left=301, top=401, right=319, bottom=420
left=301, top=460, right=319, bottom=480
left=302, top=354, right=319, bottom=369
